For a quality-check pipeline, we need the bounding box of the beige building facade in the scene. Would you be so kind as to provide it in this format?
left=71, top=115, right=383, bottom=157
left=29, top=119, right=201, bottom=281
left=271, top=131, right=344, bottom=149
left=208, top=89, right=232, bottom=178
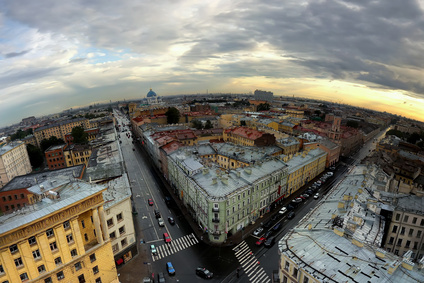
left=0, top=141, right=32, bottom=188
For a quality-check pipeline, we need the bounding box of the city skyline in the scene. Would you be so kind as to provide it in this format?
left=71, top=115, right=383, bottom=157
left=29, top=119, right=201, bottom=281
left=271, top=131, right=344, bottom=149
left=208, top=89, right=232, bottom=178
left=1, top=0, right=424, bottom=127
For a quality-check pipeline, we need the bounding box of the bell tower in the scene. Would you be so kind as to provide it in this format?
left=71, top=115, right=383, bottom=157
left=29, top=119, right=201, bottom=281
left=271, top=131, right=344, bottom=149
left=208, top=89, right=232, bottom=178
left=328, top=116, right=341, bottom=141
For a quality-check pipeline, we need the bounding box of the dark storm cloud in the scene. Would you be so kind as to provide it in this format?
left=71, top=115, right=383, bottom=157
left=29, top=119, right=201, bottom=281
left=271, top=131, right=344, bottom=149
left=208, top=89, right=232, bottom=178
left=4, top=49, right=30, bottom=58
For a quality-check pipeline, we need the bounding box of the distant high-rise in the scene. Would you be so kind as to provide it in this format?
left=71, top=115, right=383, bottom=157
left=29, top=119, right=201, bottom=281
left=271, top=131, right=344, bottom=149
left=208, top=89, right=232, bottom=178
left=254, top=89, right=273, bottom=102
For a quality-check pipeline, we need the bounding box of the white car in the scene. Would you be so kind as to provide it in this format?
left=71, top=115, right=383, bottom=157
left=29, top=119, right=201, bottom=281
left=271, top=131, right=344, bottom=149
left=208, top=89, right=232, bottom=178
left=158, top=218, right=165, bottom=227
left=327, top=172, right=334, bottom=176
left=279, top=207, right=288, bottom=215
left=314, top=193, right=319, bottom=199
left=253, top=227, right=263, bottom=236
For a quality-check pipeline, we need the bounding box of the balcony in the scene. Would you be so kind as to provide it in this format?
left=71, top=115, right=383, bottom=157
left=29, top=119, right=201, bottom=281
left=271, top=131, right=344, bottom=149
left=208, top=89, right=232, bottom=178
left=212, top=207, right=219, bottom=212
left=213, top=231, right=221, bottom=235
left=212, top=218, right=220, bottom=223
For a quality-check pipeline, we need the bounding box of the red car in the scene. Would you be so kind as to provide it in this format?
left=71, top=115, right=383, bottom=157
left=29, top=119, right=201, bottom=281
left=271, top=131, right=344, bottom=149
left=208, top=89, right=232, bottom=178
left=148, top=199, right=154, bottom=206
left=255, top=237, right=266, bottom=246
left=163, top=232, right=171, bottom=243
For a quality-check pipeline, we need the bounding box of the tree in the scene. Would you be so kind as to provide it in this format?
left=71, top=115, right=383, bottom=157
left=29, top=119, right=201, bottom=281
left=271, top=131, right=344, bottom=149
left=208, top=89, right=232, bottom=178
left=166, top=107, right=180, bottom=124
left=257, top=103, right=270, bottom=111
left=11, top=129, right=33, bottom=141
left=407, top=132, right=421, bottom=144
left=71, top=126, right=88, bottom=144
left=191, top=119, right=203, bottom=130
left=40, top=136, right=65, bottom=152
left=205, top=120, right=213, bottom=129
left=26, top=144, right=43, bottom=169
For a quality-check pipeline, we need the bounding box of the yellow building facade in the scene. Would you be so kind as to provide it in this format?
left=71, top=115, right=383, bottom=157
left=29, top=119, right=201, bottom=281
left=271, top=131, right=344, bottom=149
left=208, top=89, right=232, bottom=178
left=64, top=145, right=92, bottom=167
left=0, top=180, right=118, bottom=283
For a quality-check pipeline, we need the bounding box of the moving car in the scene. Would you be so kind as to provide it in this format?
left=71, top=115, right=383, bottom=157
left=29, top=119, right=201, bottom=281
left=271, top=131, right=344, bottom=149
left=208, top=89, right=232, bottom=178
left=264, top=230, right=273, bottom=239
left=255, top=237, right=266, bottom=246
left=150, top=244, right=157, bottom=255
left=264, top=236, right=276, bottom=247
left=168, top=217, right=175, bottom=225
left=287, top=211, right=295, bottom=219
left=163, top=232, right=171, bottom=243
left=253, top=227, right=263, bottom=236
left=154, top=209, right=161, bottom=218
left=272, top=223, right=281, bottom=231
left=314, top=193, right=319, bottom=199
left=157, top=272, right=166, bottom=283
left=166, top=262, right=175, bottom=275
left=148, top=199, right=154, bottom=206
left=279, top=207, right=287, bottom=215
left=196, top=267, right=214, bottom=279
left=158, top=218, right=165, bottom=227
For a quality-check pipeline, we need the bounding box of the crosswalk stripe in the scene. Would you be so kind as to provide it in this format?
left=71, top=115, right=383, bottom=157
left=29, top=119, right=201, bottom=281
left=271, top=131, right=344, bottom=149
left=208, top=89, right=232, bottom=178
left=150, top=233, right=199, bottom=260
left=239, top=253, right=254, bottom=265
left=253, top=271, right=268, bottom=283
left=251, top=269, right=265, bottom=282
left=235, top=244, right=249, bottom=257
left=233, top=240, right=271, bottom=283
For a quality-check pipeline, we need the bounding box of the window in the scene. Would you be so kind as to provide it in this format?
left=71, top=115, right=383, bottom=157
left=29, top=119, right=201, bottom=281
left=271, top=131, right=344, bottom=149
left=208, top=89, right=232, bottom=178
left=81, top=220, right=85, bottom=228
left=388, top=237, right=394, bottom=245
left=20, top=272, right=28, bottom=281
left=75, top=262, right=82, bottom=271
left=121, top=238, right=127, bottom=247
left=392, top=225, right=398, bottom=233
left=409, top=229, right=414, bottom=237
left=78, top=274, right=85, bottom=283
left=112, top=243, right=119, bottom=252
left=418, top=230, right=422, bottom=238
left=57, top=271, right=64, bottom=280
left=293, top=268, right=298, bottom=277
left=282, top=276, right=288, bottom=283
left=70, top=249, right=78, bottom=257
left=119, top=226, right=125, bottom=235
left=395, top=214, right=400, bottom=221
left=109, top=232, right=116, bottom=239
left=66, top=234, right=73, bottom=243
left=54, top=257, right=62, bottom=266
left=44, top=278, right=52, bottom=283
left=421, top=219, right=424, bottom=226
left=10, top=244, right=18, bottom=254
left=303, top=277, right=309, bottom=283
left=90, top=253, right=96, bottom=262
left=406, top=240, right=411, bottom=248
left=38, top=265, right=46, bottom=273
left=33, top=249, right=41, bottom=259
left=50, top=242, right=57, bottom=251
left=400, top=227, right=405, bottom=235
left=117, top=213, right=123, bottom=222
left=63, top=221, right=70, bottom=229
left=46, top=229, right=54, bottom=237
left=84, top=233, right=88, bottom=241
left=285, top=261, right=290, bottom=271
left=93, top=266, right=99, bottom=274
left=1, top=197, right=5, bottom=202
left=404, top=215, right=409, bottom=222
left=95, top=278, right=102, bottom=283
left=397, top=239, right=403, bottom=246
left=414, top=242, right=418, bottom=249
left=14, top=257, right=23, bottom=267
left=107, top=219, right=114, bottom=227
left=0, top=265, right=4, bottom=273
left=28, top=236, right=36, bottom=245
left=91, top=216, right=93, bottom=223
left=413, top=217, right=417, bottom=224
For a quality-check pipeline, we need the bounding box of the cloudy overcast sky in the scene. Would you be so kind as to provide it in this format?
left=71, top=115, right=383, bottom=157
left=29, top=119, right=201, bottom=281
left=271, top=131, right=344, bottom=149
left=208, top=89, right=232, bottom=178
left=1, top=0, right=424, bottom=127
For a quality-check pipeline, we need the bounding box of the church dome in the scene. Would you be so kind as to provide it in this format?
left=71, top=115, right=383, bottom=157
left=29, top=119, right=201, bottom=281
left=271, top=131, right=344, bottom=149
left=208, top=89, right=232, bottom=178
left=147, top=88, right=157, bottom=97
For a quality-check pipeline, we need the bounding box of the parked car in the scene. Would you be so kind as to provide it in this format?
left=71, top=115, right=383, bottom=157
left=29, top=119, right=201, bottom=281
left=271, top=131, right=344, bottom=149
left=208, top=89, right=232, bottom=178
left=166, top=262, right=176, bottom=275
left=255, top=237, right=266, bottom=246
left=163, top=232, right=171, bottom=243
left=143, top=277, right=153, bottom=283
left=287, top=211, right=295, bottom=219
left=314, top=193, right=320, bottom=199
left=158, top=217, right=165, bottom=227
left=253, top=227, right=263, bottom=236
left=330, top=166, right=336, bottom=171
left=292, top=197, right=302, bottom=203
left=264, top=236, right=276, bottom=247
left=287, top=204, right=295, bottom=211
left=148, top=199, right=154, bottom=206
left=299, top=195, right=306, bottom=200
left=301, top=194, right=309, bottom=198
left=264, top=220, right=273, bottom=228
left=157, top=272, right=166, bottom=283
left=272, top=223, right=281, bottom=231
left=196, top=267, right=214, bottom=279
left=279, top=207, right=288, bottom=215
left=168, top=216, right=175, bottom=225
left=327, top=172, right=334, bottom=176
left=150, top=244, right=157, bottom=255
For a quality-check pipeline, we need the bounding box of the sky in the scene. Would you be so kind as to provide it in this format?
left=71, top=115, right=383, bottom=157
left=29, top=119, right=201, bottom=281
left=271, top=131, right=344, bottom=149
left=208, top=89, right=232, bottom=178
left=1, top=0, right=424, bottom=127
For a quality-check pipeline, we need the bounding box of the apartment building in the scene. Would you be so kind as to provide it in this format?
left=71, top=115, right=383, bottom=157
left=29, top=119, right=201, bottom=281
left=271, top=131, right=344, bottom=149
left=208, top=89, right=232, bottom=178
left=167, top=146, right=288, bottom=244
left=223, top=126, right=276, bottom=147
left=286, top=148, right=327, bottom=195
left=278, top=164, right=424, bottom=283
left=0, top=141, right=32, bottom=188
left=33, top=118, right=89, bottom=147
left=64, top=144, right=92, bottom=167
left=0, top=179, right=119, bottom=283
left=45, top=144, right=67, bottom=170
